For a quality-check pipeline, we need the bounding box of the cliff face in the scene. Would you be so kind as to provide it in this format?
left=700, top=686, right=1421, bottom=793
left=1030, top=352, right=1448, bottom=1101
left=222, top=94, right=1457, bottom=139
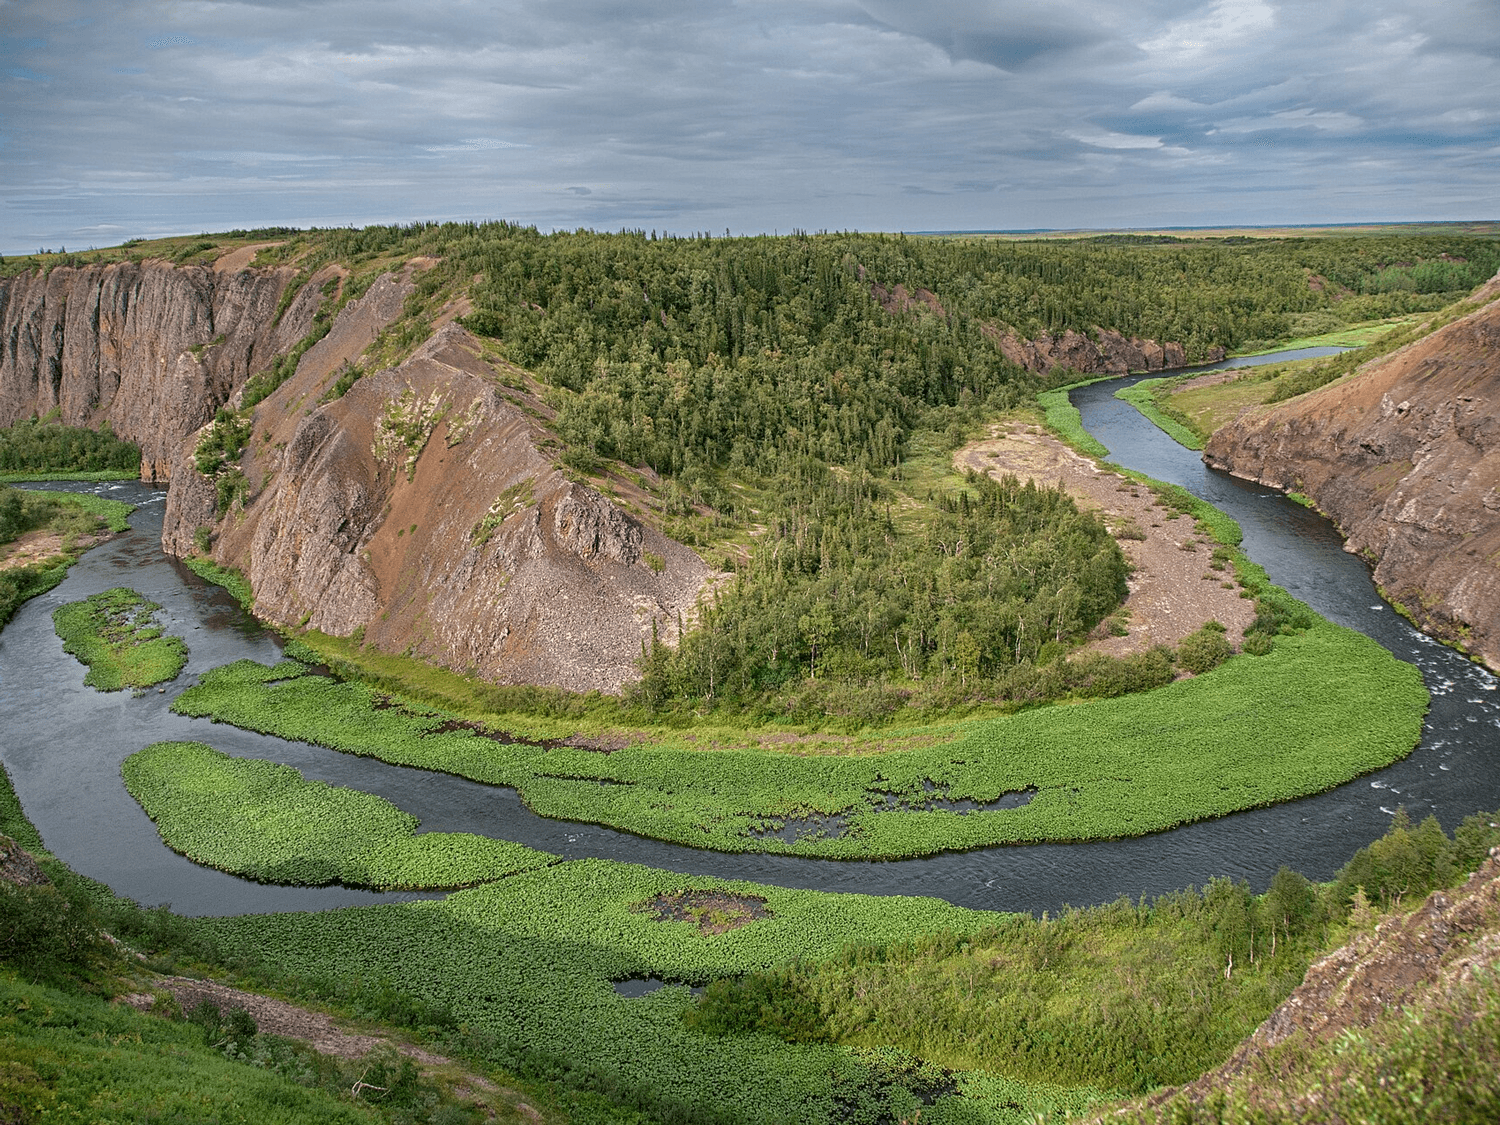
left=1205, top=277, right=1500, bottom=670
left=0, top=260, right=318, bottom=479
left=866, top=273, right=1211, bottom=376
left=163, top=272, right=710, bottom=694
left=989, top=326, right=1213, bottom=376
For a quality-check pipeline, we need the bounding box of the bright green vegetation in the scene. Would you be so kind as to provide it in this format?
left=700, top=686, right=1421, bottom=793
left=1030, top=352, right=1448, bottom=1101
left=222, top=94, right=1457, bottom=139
left=182, top=553, right=255, bottom=609
left=122, top=740, right=558, bottom=889
left=1117, top=972, right=1500, bottom=1124
left=53, top=587, right=188, bottom=691
left=1037, top=379, right=1111, bottom=456
left=1115, top=380, right=1205, bottom=450
left=0, top=763, right=563, bottom=1125
left=0, top=417, right=141, bottom=477
left=197, top=859, right=1074, bottom=1124
left=173, top=611, right=1424, bottom=858
left=0, top=469, right=137, bottom=482
left=0, top=485, right=133, bottom=543
left=0, top=487, right=136, bottom=628
left=689, top=876, right=1323, bottom=1092
left=0, top=973, right=389, bottom=1125
left=8, top=717, right=1500, bottom=1125
left=1235, top=311, right=1428, bottom=354
left=686, top=805, right=1500, bottom=1101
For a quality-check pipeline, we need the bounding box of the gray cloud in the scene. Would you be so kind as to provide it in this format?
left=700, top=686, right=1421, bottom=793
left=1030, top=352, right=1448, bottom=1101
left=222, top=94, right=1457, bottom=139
left=0, top=0, right=1496, bottom=251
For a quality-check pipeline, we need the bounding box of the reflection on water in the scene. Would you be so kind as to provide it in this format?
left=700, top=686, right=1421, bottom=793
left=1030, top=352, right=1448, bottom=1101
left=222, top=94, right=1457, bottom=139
left=3, top=376, right=1497, bottom=918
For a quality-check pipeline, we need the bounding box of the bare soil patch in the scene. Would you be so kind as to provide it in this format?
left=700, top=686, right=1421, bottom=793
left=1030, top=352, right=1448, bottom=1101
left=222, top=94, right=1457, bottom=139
left=212, top=242, right=285, bottom=273
left=637, top=890, right=769, bottom=934
left=0, top=529, right=110, bottom=571
left=955, top=423, right=1254, bottom=656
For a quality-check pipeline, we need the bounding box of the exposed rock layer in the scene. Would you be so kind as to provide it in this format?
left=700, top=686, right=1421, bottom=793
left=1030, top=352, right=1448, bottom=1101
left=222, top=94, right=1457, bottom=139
left=162, top=271, right=710, bottom=694
left=0, top=261, right=318, bottom=479
left=1205, top=274, right=1500, bottom=670
left=989, top=326, right=1211, bottom=376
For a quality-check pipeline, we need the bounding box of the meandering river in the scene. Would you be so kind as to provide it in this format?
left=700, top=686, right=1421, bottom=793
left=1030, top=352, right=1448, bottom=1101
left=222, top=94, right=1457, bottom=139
left=3, top=348, right=1496, bottom=916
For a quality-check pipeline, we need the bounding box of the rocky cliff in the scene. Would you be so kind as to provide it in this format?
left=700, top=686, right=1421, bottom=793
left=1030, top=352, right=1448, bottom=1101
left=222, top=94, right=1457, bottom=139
left=0, top=260, right=320, bottom=479
left=163, top=271, right=710, bottom=694
left=868, top=276, right=1210, bottom=376
left=1205, top=276, right=1500, bottom=671
left=989, top=325, right=1214, bottom=376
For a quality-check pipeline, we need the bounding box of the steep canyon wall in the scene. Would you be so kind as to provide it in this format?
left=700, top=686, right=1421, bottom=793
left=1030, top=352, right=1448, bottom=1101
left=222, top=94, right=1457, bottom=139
left=0, top=260, right=321, bottom=479
left=1206, top=275, right=1500, bottom=671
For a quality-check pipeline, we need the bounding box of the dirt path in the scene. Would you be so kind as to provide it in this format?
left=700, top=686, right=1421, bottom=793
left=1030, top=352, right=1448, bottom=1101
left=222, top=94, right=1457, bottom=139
left=133, top=976, right=450, bottom=1063
left=123, top=975, right=548, bottom=1121
left=212, top=242, right=284, bottom=273
left=955, top=423, right=1254, bottom=655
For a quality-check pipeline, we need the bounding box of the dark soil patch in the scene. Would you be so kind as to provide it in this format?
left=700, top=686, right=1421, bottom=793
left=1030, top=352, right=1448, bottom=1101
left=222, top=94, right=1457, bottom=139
left=636, top=890, right=769, bottom=935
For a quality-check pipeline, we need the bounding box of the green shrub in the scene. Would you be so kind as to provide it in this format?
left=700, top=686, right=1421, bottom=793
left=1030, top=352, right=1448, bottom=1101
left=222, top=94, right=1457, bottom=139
left=1177, top=621, right=1233, bottom=675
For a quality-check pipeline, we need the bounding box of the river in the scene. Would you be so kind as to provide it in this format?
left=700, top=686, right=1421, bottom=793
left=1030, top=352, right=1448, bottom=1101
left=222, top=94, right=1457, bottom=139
left=2, top=351, right=1496, bottom=916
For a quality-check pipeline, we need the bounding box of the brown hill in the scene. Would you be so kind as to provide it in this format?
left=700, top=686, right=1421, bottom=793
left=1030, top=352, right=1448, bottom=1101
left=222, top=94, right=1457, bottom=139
left=1205, top=275, right=1500, bottom=670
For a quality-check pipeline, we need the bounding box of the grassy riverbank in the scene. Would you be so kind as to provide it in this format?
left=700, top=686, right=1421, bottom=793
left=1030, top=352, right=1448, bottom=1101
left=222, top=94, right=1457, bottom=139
left=171, top=612, right=1423, bottom=860
left=0, top=487, right=136, bottom=627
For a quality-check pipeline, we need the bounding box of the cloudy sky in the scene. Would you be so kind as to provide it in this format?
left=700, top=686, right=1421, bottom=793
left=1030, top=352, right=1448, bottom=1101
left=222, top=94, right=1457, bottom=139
left=3, top=0, right=1497, bottom=252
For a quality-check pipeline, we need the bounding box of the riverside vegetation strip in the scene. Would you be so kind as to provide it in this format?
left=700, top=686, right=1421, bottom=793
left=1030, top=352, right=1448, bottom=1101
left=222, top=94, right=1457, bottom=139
left=95, top=740, right=1500, bottom=1125
left=9, top=754, right=1500, bottom=1125
left=167, top=478, right=1424, bottom=860
left=170, top=611, right=1425, bottom=859
left=53, top=587, right=189, bottom=691
left=122, top=741, right=557, bottom=890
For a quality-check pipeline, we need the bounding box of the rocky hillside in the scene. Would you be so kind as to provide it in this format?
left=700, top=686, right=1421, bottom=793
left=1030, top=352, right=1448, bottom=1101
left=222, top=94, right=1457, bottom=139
left=162, top=268, right=708, bottom=694
left=1205, top=274, right=1500, bottom=671
left=0, top=259, right=320, bottom=479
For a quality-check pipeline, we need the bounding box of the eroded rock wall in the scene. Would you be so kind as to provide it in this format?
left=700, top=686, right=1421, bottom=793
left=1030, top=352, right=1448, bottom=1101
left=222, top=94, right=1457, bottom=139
left=989, top=326, right=1209, bottom=376
left=0, top=260, right=319, bottom=479
left=165, top=294, right=710, bottom=694
left=1206, top=276, right=1500, bottom=670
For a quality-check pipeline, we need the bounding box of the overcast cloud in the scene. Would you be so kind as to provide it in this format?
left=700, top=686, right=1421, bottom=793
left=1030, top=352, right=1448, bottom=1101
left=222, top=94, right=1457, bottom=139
left=2, top=0, right=1497, bottom=251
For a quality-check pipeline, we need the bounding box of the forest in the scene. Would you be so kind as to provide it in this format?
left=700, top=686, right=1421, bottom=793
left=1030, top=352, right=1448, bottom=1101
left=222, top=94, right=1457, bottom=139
left=0, top=418, right=140, bottom=476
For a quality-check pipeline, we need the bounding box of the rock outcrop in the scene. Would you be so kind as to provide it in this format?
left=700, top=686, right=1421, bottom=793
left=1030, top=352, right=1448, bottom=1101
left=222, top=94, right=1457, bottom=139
left=988, top=326, right=1210, bottom=376
left=163, top=275, right=711, bottom=694
left=0, top=834, right=48, bottom=887
left=1205, top=273, right=1500, bottom=670
left=0, top=260, right=320, bottom=479
left=863, top=268, right=1209, bottom=376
